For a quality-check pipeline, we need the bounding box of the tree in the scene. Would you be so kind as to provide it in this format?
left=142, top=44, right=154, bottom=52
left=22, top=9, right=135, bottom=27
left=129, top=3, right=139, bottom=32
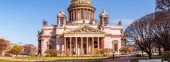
left=119, top=47, right=129, bottom=54
left=151, top=11, right=170, bottom=52
left=125, top=10, right=170, bottom=59
left=127, top=46, right=136, bottom=54
left=22, top=44, right=37, bottom=56
left=117, top=20, right=122, bottom=26
left=161, top=51, right=170, bottom=61
left=125, top=18, right=155, bottom=59
left=0, top=38, right=10, bottom=56
left=156, top=0, right=170, bottom=11
left=10, top=45, right=23, bottom=56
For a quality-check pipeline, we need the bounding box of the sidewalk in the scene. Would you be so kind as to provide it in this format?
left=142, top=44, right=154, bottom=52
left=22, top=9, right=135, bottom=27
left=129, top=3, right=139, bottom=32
left=103, top=57, right=132, bottom=62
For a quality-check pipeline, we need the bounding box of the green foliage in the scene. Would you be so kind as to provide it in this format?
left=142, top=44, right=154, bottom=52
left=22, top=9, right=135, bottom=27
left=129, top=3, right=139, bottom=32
left=10, top=45, right=22, bottom=56
left=161, top=51, right=170, bottom=61
left=29, top=51, right=36, bottom=57
left=45, top=49, right=59, bottom=57
left=117, top=20, right=122, bottom=26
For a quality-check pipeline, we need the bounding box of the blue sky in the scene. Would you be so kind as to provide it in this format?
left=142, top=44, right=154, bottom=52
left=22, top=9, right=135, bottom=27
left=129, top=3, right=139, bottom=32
left=0, top=0, right=155, bottom=46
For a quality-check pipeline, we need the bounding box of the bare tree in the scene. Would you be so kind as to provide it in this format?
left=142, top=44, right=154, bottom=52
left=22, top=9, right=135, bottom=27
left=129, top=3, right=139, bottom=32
left=125, top=10, right=170, bottom=58
left=156, top=0, right=170, bottom=11
left=151, top=11, right=170, bottom=52
left=125, top=16, right=155, bottom=59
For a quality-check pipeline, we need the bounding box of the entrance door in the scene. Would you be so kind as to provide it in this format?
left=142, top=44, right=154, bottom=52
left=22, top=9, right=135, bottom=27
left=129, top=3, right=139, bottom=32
left=83, top=44, right=87, bottom=54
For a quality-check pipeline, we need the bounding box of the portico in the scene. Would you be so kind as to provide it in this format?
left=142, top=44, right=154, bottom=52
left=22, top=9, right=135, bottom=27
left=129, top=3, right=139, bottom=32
left=64, top=37, right=104, bottom=55
left=63, top=26, right=105, bottom=56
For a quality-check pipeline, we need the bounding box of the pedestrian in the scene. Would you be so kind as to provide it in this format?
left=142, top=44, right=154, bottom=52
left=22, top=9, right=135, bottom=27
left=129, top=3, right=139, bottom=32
left=112, top=53, right=115, bottom=59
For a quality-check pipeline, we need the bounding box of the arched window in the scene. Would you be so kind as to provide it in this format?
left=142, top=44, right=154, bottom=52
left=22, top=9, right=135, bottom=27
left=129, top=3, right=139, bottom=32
left=104, top=18, right=107, bottom=25
left=114, top=43, right=118, bottom=51
left=60, top=18, right=63, bottom=26
left=112, top=40, right=118, bottom=52
left=78, top=11, right=80, bottom=19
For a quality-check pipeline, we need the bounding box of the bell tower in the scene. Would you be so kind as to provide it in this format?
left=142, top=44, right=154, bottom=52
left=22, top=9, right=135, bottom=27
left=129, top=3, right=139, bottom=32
left=100, top=9, right=109, bottom=26
left=57, top=10, right=66, bottom=27
left=68, top=0, right=96, bottom=23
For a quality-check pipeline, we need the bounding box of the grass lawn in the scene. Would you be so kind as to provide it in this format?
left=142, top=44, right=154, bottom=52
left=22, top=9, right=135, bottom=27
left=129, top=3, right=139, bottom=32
left=0, top=59, right=16, bottom=62
left=15, top=56, right=110, bottom=60
left=131, top=56, right=162, bottom=62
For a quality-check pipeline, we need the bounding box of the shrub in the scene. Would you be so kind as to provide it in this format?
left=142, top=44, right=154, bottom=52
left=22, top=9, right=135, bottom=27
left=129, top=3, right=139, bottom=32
left=45, top=55, right=50, bottom=57
left=4, top=53, right=12, bottom=57
left=45, top=49, right=59, bottom=57
left=161, top=51, right=170, bottom=61
left=29, top=51, right=36, bottom=57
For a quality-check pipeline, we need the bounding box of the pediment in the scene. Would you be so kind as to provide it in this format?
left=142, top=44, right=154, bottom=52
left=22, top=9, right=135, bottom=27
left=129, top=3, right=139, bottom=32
left=65, top=25, right=105, bottom=34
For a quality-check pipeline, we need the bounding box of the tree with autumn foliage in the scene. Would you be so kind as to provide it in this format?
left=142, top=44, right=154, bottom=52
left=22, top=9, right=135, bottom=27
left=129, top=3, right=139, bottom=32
left=22, top=44, right=37, bottom=56
left=10, top=45, right=23, bottom=56
left=0, top=38, right=10, bottom=56
left=119, top=47, right=129, bottom=54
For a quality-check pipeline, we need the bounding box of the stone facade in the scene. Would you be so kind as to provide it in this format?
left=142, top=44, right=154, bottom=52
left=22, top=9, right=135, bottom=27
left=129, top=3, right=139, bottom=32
left=38, top=0, right=124, bottom=56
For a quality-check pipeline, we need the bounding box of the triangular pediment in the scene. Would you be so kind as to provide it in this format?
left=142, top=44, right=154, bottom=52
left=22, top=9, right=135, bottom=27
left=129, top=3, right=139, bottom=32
left=65, top=25, right=105, bottom=34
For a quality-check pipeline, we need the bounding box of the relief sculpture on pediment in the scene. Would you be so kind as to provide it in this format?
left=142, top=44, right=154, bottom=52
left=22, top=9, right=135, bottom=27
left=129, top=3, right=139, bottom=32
left=68, top=26, right=102, bottom=33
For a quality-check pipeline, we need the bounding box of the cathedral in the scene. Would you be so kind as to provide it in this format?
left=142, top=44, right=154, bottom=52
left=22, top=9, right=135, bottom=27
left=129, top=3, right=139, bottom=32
left=38, top=0, right=124, bottom=56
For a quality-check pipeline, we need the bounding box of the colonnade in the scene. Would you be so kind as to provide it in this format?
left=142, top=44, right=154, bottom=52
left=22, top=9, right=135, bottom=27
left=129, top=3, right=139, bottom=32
left=64, top=37, right=104, bottom=55
left=69, top=8, right=95, bottom=22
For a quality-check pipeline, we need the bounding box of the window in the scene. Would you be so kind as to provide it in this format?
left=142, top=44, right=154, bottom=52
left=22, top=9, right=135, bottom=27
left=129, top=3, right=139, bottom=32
left=94, top=41, right=98, bottom=48
left=114, top=43, right=118, bottom=51
left=49, top=41, right=53, bottom=49
left=81, top=10, right=84, bottom=19
left=60, top=18, right=63, bottom=26
left=104, top=18, right=107, bottom=25
left=112, top=40, right=118, bottom=52
left=78, top=11, right=80, bottom=19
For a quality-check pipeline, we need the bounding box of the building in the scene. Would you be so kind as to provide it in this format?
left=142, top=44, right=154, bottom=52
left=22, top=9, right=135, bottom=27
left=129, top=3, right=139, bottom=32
left=38, top=0, right=124, bottom=56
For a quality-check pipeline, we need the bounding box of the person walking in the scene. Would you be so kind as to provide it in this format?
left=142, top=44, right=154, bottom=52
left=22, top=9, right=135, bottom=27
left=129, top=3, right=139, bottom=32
left=112, top=53, right=115, bottom=59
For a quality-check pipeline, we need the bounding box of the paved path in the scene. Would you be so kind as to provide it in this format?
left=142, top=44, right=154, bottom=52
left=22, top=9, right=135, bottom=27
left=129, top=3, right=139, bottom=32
left=103, top=57, right=133, bottom=62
